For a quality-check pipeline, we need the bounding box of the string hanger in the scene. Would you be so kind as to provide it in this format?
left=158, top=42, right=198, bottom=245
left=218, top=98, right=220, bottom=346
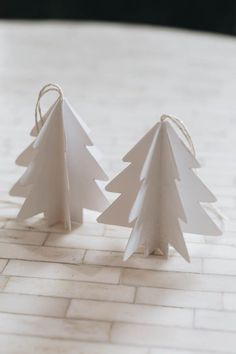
left=35, top=83, right=63, bottom=133
left=160, top=114, right=196, bottom=157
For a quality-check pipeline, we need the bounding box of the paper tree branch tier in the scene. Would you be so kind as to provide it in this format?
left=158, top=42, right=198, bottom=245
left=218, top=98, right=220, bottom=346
left=10, top=92, right=109, bottom=230
left=97, top=119, right=222, bottom=262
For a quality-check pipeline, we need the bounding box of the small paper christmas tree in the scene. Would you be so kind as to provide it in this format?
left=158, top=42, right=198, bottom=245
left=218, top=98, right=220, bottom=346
left=98, top=116, right=222, bottom=262
left=11, top=84, right=109, bottom=230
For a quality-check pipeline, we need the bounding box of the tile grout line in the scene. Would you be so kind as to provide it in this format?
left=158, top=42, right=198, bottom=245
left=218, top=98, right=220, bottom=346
left=41, top=232, right=51, bottom=246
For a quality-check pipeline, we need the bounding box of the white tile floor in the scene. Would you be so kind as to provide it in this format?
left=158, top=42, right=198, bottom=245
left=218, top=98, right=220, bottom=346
left=0, top=21, right=236, bottom=353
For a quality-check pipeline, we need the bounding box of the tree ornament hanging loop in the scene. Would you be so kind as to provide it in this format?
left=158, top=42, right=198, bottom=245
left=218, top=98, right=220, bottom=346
left=35, top=83, right=63, bottom=134
left=160, top=114, right=196, bottom=157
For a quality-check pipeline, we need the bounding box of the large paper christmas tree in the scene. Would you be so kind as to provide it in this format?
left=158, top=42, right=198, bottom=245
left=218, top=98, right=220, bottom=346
left=11, top=84, right=109, bottom=230
left=97, top=116, right=222, bottom=262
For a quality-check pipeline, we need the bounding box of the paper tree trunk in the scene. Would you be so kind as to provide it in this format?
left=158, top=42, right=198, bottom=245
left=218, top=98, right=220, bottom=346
left=98, top=119, right=222, bottom=262
left=11, top=96, right=109, bottom=230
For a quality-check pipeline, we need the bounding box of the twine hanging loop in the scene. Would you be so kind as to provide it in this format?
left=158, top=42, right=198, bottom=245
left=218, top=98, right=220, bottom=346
left=35, top=83, right=63, bottom=133
left=160, top=114, right=196, bottom=157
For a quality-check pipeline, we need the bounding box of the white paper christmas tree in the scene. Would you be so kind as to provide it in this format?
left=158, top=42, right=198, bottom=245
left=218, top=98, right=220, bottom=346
left=97, top=116, right=222, bottom=262
left=11, top=85, right=109, bottom=230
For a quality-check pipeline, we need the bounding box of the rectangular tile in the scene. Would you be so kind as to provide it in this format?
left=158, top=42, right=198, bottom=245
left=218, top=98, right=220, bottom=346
left=226, top=220, right=236, bottom=233
left=5, top=276, right=135, bottom=303
left=104, top=225, right=130, bottom=238
left=183, top=233, right=205, bottom=243
left=195, top=309, right=236, bottom=332
left=150, top=349, right=214, bottom=354
left=84, top=250, right=202, bottom=273
left=204, top=258, right=236, bottom=275
left=0, top=243, right=85, bottom=264
left=0, top=207, right=18, bottom=219
left=0, top=228, right=47, bottom=245
left=136, top=287, right=222, bottom=309
left=121, top=268, right=236, bottom=292
left=111, top=323, right=236, bottom=353
left=0, top=292, right=69, bottom=317
left=4, top=220, right=47, bottom=232
left=0, top=220, right=6, bottom=228
left=0, top=313, right=110, bottom=342
left=0, top=334, right=148, bottom=354
left=67, top=299, right=193, bottom=327
left=223, top=293, right=236, bottom=310
left=46, top=234, right=126, bottom=251
left=63, top=222, right=105, bottom=236
left=4, top=215, right=102, bottom=234
left=205, top=235, right=236, bottom=247
left=3, top=260, right=121, bottom=284
left=0, top=275, right=9, bottom=289
left=4, top=220, right=80, bottom=233
left=181, top=243, right=236, bottom=260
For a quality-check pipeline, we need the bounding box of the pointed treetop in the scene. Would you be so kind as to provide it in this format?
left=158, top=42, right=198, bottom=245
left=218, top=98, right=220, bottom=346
left=62, top=98, right=94, bottom=147
left=123, top=122, right=160, bottom=163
